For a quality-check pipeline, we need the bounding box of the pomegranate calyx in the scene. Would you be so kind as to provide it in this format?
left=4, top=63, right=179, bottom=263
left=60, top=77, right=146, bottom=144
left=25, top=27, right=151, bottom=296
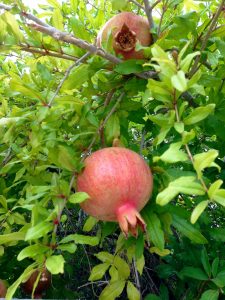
left=116, top=202, right=146, bottom=237
left=115, top=24, right=137, bottom=52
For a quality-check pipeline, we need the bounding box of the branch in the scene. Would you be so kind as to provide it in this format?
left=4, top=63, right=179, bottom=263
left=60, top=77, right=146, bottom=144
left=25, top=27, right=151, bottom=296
left=48, top=51, right=91, bottom=106
left=143, top=0, right=154, bottom=30
left=20, top=46, right=78, bottom=62
left=30, top=23, right=158, bottom=79
left=129, top=0, right=145, bottom=10
left=0, top=3, right=158, bottom=79
left=0, top=3, right=11, bottom=10
left=189, top=0, right=225, bottom=77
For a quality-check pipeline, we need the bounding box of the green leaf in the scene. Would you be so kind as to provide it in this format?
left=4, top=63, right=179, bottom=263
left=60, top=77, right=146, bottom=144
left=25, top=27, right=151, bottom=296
left=212, top=257, right=219, bottom=278
left=57, top=145, right=77, bottom=171
left=68, top=192, right=90, bottom=204
left=172, top=214, right=208, bottom=244
left=89, top=263, right=110, bottom=281
left=183, top=104, right=215, bottom=125
left=190, top=200, right=209, bottom=224
left=145, top=294, right=161, bottom=300
left=52, top=9, right=64, bottom=30
left=136, top=255, right=145, bottom=275
left=211, top=270, right=225, bottom=288
left=10, top=80, right=43, bottom=101
left=154, top=142, right=188, bottom=163
left=0, top=195, right=7, bottom=210
left=208, top=180, right=223, bottom=199
left=111, top=0, right=129, bottom=10
left=99, top=280, right=126, bottom=300
left=0, top=232, right=25, bottom=245
left=115, top=60, right=143, bottom=75
left=179, top=267, right=208, bottom=280
left=180, top=51, right=200, bottom=72
left=193, top=150, right=220, bottom=179
left=142, top=211, right=164, bottom=250
left=105, top=114, right=120, bottom=144
left=127, top=281, right=141, bottom=300
left=156, top=176, right=205, bottom=206
left=0, top=246, right=4, bottom=256
left=113, top=255, right=130, bottom=280
left=109, top=266, right=119, bottom=283
left=201, top=247, right=211, bottom=277
left=46, top=255, right=65, bottom=274
left=212, top=189, right=225, bottom=207
left=62, top=64, right=90, bottom=90
left=171, top=70, right=187, bottom=92
left=95, top=252, right=114, bottom=264
left=174, top=122, right=184, bottom=134
left=25, top=222, right=53, bottom=241
left=83, top=216, right=98, bottom=232
left=17, top=244, right=49, bottom=261
left=151, top=44, right=176, bottom=79
left=147, top=80, right=172, bottom=103
left=199, top=290, right=219, bottom=300
left=150, top=247, right=170, bottom=257
left=60, top=234, right=99, bottom=246
left=57, top=243, right=77, bottom=254
left=2, top=12, right=24, bottom=42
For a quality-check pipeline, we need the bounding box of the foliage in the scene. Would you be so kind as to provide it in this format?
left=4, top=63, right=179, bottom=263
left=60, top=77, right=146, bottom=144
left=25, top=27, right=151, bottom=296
left=0, top=0, right=225, bottom=299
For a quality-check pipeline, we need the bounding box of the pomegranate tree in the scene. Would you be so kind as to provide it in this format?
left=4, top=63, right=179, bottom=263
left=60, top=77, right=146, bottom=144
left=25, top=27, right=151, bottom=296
left=22, top=269, right=51, bottom=298
left=97, top=12, right=152, bottom=60
left=77, top=147, right=153, bottom=236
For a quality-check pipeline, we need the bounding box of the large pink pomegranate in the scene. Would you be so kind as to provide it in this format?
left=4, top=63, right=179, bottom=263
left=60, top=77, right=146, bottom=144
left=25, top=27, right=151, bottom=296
left=97, top=12, right=152, bottom=60
left=77, top=147, right=153, bottom=236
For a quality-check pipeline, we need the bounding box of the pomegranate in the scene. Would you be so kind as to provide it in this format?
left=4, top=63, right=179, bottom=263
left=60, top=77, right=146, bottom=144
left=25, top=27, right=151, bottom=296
left=22, top=269, right=51, bottom=298
left=0, top=279, right=7, bottom=298
left=97, top=12, right=152, bottom=60
left=77, top=147, right=153, bottom=236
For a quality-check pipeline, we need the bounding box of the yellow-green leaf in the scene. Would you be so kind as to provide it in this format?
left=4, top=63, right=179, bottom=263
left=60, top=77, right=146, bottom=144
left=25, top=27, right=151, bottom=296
left=127, top=281, right=141, bottom=300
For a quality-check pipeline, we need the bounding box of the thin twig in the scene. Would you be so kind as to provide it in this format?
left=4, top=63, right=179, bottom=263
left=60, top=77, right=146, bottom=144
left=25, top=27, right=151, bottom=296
left=157, top=0, right=168, bottom=36
left=189, top=0, right=225, bottom=77
left=140, top=129, right=146, bottom=156
left=104, top=89, right=115, bottom=107
left=174, top=101, right=208, bottom=193
left=82, top=92, right=125, bottom=160
left=20, top=46, right=78, bottom=62
left=132, top=258, right=142, bottom=299
left=129, top=0, right=145, bottom=10
left=48, top=51, right=91, bottom=106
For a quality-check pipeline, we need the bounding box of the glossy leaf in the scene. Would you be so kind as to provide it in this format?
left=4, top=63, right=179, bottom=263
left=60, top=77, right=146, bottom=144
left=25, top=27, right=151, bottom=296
left=172, top=214, right=208, bottom=244
left=46, top=255, right=65, bottom=274
left=89, top=263, right=110, bottom=281
left=190, top=200, right=209, bottom=224
left=68, top=192, right=90, bottom=204
left=126, top=281, right=141, bottom=300
left=99, top=280, right=126, bottom=300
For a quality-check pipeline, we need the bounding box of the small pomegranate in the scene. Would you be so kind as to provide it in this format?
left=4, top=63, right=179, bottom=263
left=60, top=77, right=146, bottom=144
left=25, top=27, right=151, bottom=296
left=97, top=12, right=152, bottom=60
left=0, top=279, right=7, bottom=298
left=22, top=269, right=51, bottom=298
left=77, top=147, right=153, bottom=236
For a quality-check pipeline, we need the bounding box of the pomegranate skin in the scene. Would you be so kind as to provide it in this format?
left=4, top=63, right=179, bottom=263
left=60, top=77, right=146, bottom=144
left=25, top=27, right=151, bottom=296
left=22, top=269, right=51, bottom=296
left=77, top=147, right=153, bottom=235
left=97, top=12, right=152, bottom=60
left=0, top=279, right=7, bottom=298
